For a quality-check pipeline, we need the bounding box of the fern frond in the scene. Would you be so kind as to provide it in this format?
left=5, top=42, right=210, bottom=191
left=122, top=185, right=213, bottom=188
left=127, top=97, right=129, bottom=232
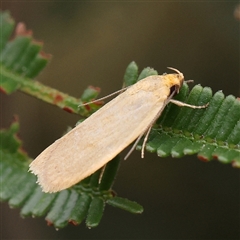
left=139, top=80, right=240, bottom=167
left=0, top=122, right=143, bottom=229
left=0, top=11, right=101, bottom=116
left=121, top=62, right=240, bottom=167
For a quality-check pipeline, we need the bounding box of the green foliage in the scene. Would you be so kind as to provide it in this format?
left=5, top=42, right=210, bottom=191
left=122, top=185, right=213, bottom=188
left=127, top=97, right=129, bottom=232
left=0, top=122, right=143, bottom=229
left=0, top=11, right=143, bottom=229
left=122, top=61, right=240, bottom=167
left=0, top=11, right=101, bottom=116
left=0, top=10, right=239, bottom=230
left=146, top=85, right=240, bottom=166
left=0, top=11, right=50, bottom=92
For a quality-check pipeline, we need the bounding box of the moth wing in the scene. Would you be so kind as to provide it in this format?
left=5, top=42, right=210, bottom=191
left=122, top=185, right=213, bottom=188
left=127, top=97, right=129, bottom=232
left=30, top=77, right=169, bottom=192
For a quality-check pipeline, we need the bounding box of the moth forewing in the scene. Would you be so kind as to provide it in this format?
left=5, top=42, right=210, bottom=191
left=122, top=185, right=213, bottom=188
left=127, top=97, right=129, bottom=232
left=29, top=69, right=207, bottom=193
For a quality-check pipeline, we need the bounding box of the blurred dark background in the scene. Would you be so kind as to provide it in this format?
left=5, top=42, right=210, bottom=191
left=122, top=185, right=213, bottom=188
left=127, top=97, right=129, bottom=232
left=1, top=2, right=240, bottom=239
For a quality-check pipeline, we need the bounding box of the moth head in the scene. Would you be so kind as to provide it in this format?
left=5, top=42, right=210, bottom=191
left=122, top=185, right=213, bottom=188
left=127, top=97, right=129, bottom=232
left=167, top=67, right=184, bottom=94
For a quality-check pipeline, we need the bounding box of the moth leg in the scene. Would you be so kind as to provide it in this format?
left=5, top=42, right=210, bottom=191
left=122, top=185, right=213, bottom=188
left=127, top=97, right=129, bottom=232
left=170, top=99, right=209, bottom=109
left=124, top=132, right=145, bottom=160
left=141, top=126, right=153, bottom=158
left=125, top=90, right=208, bottom=160
left=98, top=164, right=107, bottom=184
left=184, top=80, right=194, bottom=84
left=139, top=99, right=208, bottom=159
left=124, top=124, right=153, bottom=160
left=124, top=97, right=173, bottom=160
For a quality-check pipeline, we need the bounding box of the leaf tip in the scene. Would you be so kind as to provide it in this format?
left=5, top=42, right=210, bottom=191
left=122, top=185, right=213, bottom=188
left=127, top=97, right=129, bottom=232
left=197, top=155, right=210, bottom=162
left=232, top=160, right=240, bottom=168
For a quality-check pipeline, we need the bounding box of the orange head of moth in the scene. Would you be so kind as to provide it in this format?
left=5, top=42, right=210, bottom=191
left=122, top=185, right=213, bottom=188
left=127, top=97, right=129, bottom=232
left=165, top=67, right=185, bottom=94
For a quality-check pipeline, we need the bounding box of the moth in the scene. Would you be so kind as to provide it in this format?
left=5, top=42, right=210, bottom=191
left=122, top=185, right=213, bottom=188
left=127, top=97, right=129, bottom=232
left=29, top=68, right=208, bottom=193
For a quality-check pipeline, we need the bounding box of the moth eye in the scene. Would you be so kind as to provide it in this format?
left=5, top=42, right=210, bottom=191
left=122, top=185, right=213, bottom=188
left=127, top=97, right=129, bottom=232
left=169, top=85, right=179, bottom=96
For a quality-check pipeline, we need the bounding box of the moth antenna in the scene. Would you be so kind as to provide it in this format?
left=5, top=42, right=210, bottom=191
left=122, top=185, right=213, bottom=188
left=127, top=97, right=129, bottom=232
left=167, top=67, right=182, bottom=75
left=79, top=86, right=129, bottom=107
